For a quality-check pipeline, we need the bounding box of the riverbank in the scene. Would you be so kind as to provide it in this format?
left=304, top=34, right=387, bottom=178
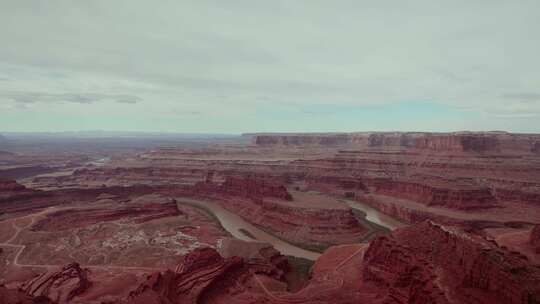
left=175, top=195, right=406, bottom=259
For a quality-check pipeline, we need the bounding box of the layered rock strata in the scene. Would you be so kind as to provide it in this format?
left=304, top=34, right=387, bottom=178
left=20, top=263, right=91, bottom=304
left=362, top=221, right=540, bottom=303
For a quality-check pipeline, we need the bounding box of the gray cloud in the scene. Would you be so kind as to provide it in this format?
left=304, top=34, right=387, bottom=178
left=114, top=95, right=142, bottom=104
left=0, top=1, right=539, bottom=132
left=501, top=93, right=540, bottom=102
left=2, top=92, right=142, bottom=105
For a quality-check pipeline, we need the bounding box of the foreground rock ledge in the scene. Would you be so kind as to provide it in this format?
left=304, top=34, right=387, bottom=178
left=5, top=221, right=539, bottom=304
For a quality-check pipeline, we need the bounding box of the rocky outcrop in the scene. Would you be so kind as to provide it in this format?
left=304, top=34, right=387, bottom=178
left=127, top=247, right=285, bottom=304
left=362, top=221, right=540, bottom=304
left=20, top=263, right=91, bottom=304
left=531, top=225, right=540, bottom=254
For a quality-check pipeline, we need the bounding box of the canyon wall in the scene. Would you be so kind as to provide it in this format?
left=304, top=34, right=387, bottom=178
left=370, top=178, right=497, bottom=209
left=249, top=131, right=540, bottom=153
left=362, top=221, right=540, bottom=304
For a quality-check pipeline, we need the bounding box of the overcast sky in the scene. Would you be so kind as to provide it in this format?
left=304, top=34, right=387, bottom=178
left=1, top=1, right=539, bottom=133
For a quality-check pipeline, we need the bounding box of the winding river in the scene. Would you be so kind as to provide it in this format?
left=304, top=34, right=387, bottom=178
left=342, top=199, right=406, bottom=230
left=176, top=196, right=405, bottom=261
left=176, top=198, right=321, bottom=260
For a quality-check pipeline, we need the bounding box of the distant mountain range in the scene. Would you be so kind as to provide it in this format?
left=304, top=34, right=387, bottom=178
left=0, top=131, right=239, bottom=139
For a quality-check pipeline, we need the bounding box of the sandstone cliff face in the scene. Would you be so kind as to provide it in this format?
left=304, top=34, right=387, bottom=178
left=250, top=132, right=539, bottom=153
left=531, top=225, right=540, bottom=254
left=219, top=176, right=293, bottom=201
left=362, top=221, right=540, bottom=304
left=20, top=263, right=91, bottom=304
left=371, top=178, right=497, bottom=209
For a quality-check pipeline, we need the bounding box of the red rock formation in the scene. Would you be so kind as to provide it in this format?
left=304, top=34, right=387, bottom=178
left=31, top=199, right=181, bottom=231
left=0, top=165, right=58, bottom=180
left=362, top=221, right=540, bottom=304
left=220, top=176, right=293, bottom=201
left=0, top=179, right=54, bottom=216
left=531, top=225, right=540, bottom=254
left=249, top=131, right=539, bottom=153
left=494, top=187, right=540, bottom=206
left=2, top=221, right=539, bottom=304
left=194, top=177, right=367, bottom=247
left=0, top=179, right=26, bottom=192
left=127, top=247, right=285, bottom=304
left=371, top=178, right=497, bottom=209
left=195, top=176, right=293, bottom=201
left=20, top=263, right=91, bottom=304
left=221, top=197, right=367, bottom=247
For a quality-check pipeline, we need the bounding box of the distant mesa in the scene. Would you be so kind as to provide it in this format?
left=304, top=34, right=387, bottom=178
left=247, top=131, right=540, bottom=154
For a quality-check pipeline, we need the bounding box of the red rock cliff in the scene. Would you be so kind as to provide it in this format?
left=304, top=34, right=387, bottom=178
left=250, top=131, right=540, bottom=153
left=362, top=221, right=540, bottom=304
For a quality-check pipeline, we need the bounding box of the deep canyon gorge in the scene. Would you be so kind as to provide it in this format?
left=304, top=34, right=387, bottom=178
left=0, top=131, right=539, bottom=303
